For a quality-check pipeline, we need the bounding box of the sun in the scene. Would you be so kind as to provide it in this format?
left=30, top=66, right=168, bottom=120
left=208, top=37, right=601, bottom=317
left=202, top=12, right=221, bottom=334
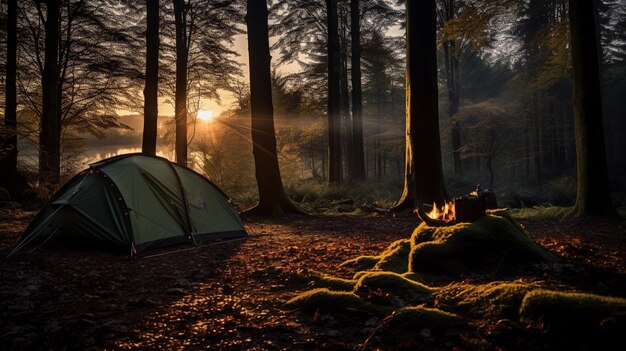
left=197, top=109, right=214, bottom=122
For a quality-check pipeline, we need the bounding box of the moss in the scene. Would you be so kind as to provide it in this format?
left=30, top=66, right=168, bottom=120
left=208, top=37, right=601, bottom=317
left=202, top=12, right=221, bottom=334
left=519, top=290, right=626, bottom=333
left=340, top=255, right=380, bottom=271
left=352, top=270, right=371, bottom=280
left=384, top=305, right=465, bottom=330
left=340, top=239, right=411, bottom=274
left=374, top=239, right=411, bottom=273
left=354, top=272, right=433, bottom=305
left=284, top=288, right=392, bottom=315
left=310, top=274, right=355, bottom=291
left=401, top=272, right=429, bottom=283
left=435, top=281, right=542, bottom=319
left=409, top=212, right=556, bottom=275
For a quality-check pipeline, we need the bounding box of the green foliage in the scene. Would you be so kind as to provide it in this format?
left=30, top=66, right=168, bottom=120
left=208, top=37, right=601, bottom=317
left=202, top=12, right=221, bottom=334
left=509, top=206, right=572, bottom=220
left=284, top=179, right=400, bottom=214
left=284, top=288, right=393, bottom=315
left=409, top=211, right=556, bottom=274
left=435, top=280, right=543, bottom=320
left=520, top=290, right=626, bottom=340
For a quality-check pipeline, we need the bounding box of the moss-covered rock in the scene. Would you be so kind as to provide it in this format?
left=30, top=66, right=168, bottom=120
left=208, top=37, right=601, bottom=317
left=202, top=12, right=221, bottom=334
left=373, top=239, right=411, bottom=273
left=310, top=274, right=355, bottom=291
left=340, top=239, right=411, bottom=274
left=409, top=210, right=556, bottom=275
left=354, top=272, right=433, bottom=306
left=384, top=305, right=465, bottom=330
left=435, top=281, right=542, bottom=320
left=364, top=306, right=467, bottom=350
left=519, top=290, right=626, bottom=334
left=284, top=288, right=393, bottom=315
left=340, top=255, right=380, bottom=271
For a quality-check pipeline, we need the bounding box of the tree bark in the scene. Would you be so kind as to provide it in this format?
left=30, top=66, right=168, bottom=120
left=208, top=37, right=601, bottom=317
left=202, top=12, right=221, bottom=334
left=568, top=0, right=617, bottom=217
left=327, top=0, right=342, bottom=183
left=532, top=93, right=543, bottom=186
left=142, top=0, right=159, bottom=156
left=0, top=0, right=18, bottom=196
left=349, top=0, right=366, bottom=181
left=440, top=0, right=462, bottom=175
left=444, top=41, right=462, bottom=175
left=392, top=0, right=446, bottom=212
left=243, top=0, right=305, bottom=217
left=40, top=0, right=61, bottom=185
left=340, top=9, right=350, bottom=179
left=174, top=0, right=188, bottom=166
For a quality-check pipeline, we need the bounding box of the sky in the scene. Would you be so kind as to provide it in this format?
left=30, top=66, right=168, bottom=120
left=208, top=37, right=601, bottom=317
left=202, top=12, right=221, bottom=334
left=157, top=31, right=301, bottom=118
left=157, top=33, right=249, bottom=117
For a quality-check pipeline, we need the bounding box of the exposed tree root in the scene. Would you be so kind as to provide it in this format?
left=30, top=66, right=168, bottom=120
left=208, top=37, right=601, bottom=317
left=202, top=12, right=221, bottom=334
left=242, top=195, right=308, bottom=218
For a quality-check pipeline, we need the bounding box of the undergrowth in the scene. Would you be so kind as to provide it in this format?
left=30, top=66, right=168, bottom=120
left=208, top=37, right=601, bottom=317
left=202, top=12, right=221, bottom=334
left=509, top=206, right=572, bottom=220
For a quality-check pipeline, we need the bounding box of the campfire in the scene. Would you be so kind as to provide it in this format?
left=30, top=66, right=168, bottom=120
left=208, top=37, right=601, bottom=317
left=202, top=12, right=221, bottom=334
left=426, top=200, right=456, bottom=223
left=417, top=188, right=498, bottom=227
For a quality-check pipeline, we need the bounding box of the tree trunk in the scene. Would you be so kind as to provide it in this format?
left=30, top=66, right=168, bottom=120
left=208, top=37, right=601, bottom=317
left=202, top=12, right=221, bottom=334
left=532, top=93, right=543, bottom=186
left=327, top=0, right=342, bottom=183
left=0, top=0, right=18, bottom=196
left=392, top=0, right=446, bottom=212
left=243, top=0, right=305, bottom=217
left=174, top=0, right=188, bottom=166
left=451, top=119, right=462, bottom=175
left=568, top=0, right=616, bottom=217
left=349, top=0, right=366, bottom=181
left=40, top=0, right=61, bottom=185
left=339, top=5, right=350, bottom=180
left=440, top=0, right=462, bottom=175
left=142, top=0, right=159, bottom=156
left=444, top=41, right=463, bottom=175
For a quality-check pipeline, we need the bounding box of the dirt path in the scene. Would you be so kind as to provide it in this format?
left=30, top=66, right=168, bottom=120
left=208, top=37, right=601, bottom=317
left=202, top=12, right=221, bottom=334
left=1, top=213, right=624, bottom=350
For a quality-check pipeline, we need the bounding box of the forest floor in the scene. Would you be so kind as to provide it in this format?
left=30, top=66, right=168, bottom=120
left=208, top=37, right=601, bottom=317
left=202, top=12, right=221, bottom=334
left=1, top=210, right=625, bottom=350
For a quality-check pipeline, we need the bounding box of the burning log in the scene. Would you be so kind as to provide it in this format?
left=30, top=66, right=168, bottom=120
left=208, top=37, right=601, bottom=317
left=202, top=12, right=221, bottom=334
left=417, top=187, right=499, bottom=227
left=416, top=207, right=456, bottom=227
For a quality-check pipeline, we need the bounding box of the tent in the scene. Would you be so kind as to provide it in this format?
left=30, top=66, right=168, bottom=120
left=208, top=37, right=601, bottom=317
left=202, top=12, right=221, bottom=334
left=12, top=154, right=247, bottom=256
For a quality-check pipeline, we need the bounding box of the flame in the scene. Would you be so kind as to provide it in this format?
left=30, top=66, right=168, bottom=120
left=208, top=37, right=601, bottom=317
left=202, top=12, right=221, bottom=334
left=427, top=200, right=456, bottom=222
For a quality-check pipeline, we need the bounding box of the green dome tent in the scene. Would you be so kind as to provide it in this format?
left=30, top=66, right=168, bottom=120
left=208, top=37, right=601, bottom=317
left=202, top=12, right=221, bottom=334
left=11, top=154, right=247, bottom=256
